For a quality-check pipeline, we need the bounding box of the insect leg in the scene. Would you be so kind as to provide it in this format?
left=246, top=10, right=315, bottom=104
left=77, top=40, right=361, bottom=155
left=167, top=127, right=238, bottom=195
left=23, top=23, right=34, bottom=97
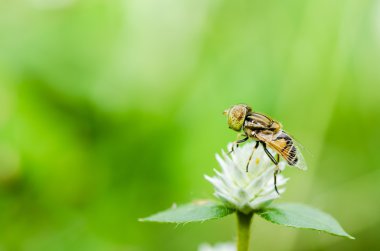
left=262, top=142, right=280, bottom=195
left=273, top=168, right=280, bottom=195
left=262, top=142, right=278, bottom=165
left=229, top=136, right=249, bottom=154
left=246, top=141, right=260, bottom=172
left=273, top=154, right=282, bottom=194
left=276, top=154, right=280, bottom=167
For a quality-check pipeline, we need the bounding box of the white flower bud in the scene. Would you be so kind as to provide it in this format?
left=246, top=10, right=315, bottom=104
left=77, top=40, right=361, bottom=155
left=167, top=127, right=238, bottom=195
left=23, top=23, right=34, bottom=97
left=198, top=242, right=236, bottom=251
left=205, top=142, right=287, bottom=214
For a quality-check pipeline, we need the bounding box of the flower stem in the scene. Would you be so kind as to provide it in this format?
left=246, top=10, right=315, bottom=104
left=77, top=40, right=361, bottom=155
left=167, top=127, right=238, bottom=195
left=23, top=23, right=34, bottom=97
left=236, top=211, right=253, bottom=251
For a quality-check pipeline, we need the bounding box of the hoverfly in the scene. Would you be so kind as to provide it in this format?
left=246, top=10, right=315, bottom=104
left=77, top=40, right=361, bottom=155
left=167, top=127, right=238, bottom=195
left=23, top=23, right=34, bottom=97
left=223, top=104, right=307, bottom=194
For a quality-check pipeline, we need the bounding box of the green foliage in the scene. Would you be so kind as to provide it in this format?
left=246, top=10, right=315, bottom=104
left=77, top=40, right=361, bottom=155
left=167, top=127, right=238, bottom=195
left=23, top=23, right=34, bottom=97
left=141, top=201, right=354, bottom=241
left=257, top=203, right=354, bottom=239
left=140, top=201, right=234, bottom=223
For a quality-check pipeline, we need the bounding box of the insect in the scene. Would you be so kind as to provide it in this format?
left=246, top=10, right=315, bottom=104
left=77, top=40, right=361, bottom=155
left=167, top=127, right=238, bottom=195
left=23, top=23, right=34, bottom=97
left=223, top=104, right=307, bottom=194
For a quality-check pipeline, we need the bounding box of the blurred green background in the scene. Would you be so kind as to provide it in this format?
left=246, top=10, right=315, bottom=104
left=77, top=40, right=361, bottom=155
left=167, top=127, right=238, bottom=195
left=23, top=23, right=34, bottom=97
left=0, top=0, right=380, bottom=250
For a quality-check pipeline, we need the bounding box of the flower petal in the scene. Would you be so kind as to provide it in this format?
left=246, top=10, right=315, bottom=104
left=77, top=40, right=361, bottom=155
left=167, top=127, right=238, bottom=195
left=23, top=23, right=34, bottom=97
left=206, top=142, right=289, bottom=213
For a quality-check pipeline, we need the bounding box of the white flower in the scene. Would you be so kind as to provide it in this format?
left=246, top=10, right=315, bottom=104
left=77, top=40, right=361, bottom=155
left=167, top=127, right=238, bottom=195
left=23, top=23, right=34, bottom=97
left=198, top=242, right=236, bottom=251
left=205, top=142, right=288, bottom=214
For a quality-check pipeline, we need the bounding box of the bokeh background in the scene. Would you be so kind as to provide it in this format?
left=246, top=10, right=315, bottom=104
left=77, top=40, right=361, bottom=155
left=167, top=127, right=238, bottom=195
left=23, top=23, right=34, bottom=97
left=1, top=0, right=380, bottom=250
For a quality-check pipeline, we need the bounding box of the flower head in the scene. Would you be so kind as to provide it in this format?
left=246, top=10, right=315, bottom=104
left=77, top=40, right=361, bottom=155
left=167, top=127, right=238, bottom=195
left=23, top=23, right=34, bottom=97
left=198, top=242, right=235, bottom=251
left=205, top=142, right=288, bottom=214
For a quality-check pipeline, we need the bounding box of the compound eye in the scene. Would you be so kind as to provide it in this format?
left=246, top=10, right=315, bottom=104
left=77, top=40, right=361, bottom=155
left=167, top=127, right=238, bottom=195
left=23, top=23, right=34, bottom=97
left=228, top=105, right=247, bottom=131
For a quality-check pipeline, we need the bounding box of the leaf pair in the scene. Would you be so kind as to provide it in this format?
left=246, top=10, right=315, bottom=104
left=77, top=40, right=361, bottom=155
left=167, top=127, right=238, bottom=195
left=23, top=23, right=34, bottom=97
left=140, top=201, right=354, bottom=239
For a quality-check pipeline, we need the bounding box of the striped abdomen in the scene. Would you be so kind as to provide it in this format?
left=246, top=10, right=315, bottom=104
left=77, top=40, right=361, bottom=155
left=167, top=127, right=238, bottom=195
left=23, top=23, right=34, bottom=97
left=273, top=132, right=298, bottom=165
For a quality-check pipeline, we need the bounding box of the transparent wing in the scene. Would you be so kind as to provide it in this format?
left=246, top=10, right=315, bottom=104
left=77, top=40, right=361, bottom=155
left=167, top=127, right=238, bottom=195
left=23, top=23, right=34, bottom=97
left=256, top=131, right=308, bottom=170
left=290, top=137, right=308, bottom=171
left=283, top=130, right=313, bottom=158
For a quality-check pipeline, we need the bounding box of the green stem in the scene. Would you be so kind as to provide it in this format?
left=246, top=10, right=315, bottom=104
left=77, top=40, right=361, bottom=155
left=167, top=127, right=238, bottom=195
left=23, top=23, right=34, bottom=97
left=237, top=211, right=254, bottom=251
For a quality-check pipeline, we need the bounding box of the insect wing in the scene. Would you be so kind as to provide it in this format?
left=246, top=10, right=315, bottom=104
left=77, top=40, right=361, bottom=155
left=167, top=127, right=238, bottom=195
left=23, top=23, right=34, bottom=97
left=291, top=139, right=308, bottom=170
left=254, top=132, right=288, bottom=159
left=256, top=131, right=308, bottom=170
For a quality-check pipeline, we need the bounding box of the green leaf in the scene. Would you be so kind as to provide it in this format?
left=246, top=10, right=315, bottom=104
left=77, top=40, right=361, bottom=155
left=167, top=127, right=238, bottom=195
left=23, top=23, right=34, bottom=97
left=257, top=203, right=354, bottom=239
left=139, top=201, right=235, bottom=223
